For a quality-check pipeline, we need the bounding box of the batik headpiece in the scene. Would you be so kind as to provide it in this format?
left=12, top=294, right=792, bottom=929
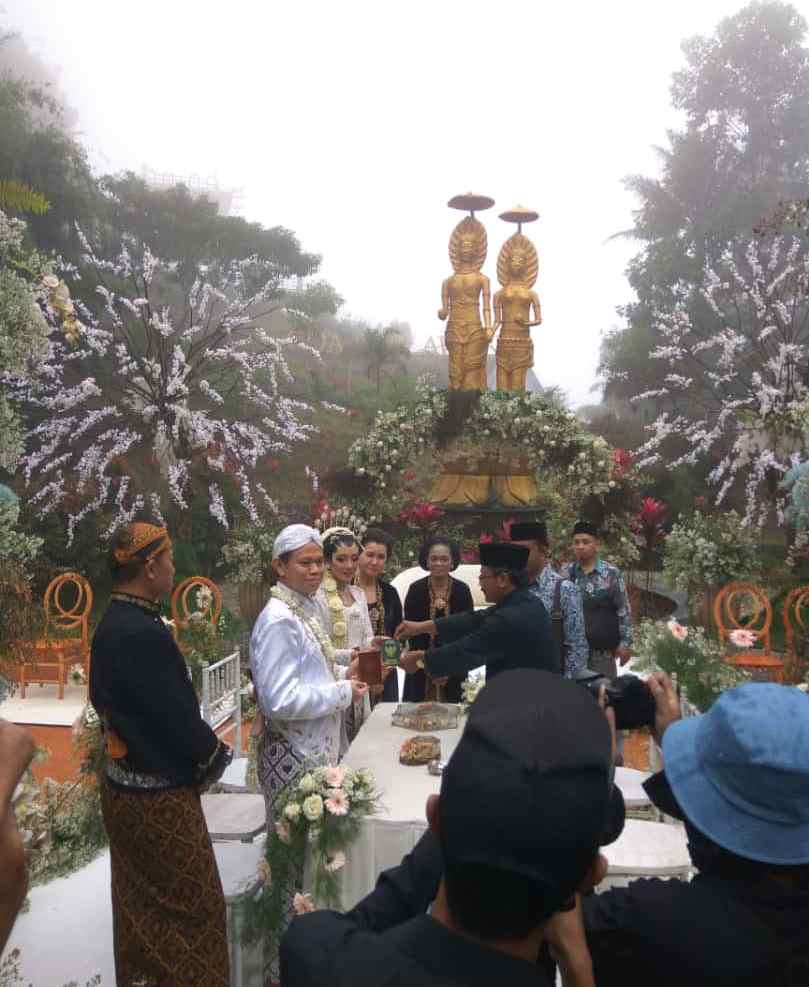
left=112, top=523, right=172, bottom=566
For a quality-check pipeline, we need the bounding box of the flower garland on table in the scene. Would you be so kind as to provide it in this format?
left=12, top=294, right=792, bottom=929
left=243, top=763, right=381, bottom=955
left=270, top=583, right=337, bottom=674
left=321, top=573, right=348, bottom=647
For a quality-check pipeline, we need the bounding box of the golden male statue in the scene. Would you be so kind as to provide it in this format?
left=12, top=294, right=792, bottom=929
left=439, top=194, right=494, bottom=390
left=491, top=208, right=541, bottom=391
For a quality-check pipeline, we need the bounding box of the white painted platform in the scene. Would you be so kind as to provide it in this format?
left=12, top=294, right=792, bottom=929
left=0, top=683, right=87, bottom=726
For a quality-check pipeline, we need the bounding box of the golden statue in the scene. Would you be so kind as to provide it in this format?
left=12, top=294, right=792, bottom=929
left=490, top=207, right=541, bottom=391
left=439, top=193, right=494, bottom=390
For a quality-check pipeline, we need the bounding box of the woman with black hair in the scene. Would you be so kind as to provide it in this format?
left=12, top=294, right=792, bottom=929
left=355, top=527, right=403, bottom=703
left=402, top=535, right=474, bottom=702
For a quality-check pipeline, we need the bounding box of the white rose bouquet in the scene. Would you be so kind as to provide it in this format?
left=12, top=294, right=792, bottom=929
left=245, top=762, right=380, bottom=953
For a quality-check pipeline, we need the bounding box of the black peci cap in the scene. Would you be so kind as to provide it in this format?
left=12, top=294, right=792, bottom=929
left=572, top=520, right=599, bottom=538
left=439, top=670, right=624, bottom=911
left=478, top=542, right=530, bottom=570
left=510, top=521, right=548, bottom=545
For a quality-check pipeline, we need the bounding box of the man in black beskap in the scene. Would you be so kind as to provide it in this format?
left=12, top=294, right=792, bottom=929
left=280, top=670, right=626, bottom=987
left=395, top=541, right=557, bottom=682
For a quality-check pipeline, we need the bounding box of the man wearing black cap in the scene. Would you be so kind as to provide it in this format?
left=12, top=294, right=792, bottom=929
left=395, top=541, right=557, bottom=682
left=280, top=670, right=626, bottom=987
left=567, top=521, right=633, bottom=681
left=510, top=521, right=588, bottom=678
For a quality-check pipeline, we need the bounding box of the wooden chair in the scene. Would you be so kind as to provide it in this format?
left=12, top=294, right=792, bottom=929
left=171, top=576, right=223, bottom=632
left=713, top=581, right=784, bottom=683
left=783, top=585, right=809, bottom=684
left=19, top=572, right=93, bottom=700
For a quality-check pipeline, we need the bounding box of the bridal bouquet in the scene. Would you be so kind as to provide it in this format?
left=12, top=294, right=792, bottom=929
left=245, top=763, right=380, bottom=951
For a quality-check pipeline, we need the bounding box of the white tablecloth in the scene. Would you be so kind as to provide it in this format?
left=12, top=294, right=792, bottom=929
left=336, top=704, right=690, bottom=910
left=338, top=702, right=463, bottom=909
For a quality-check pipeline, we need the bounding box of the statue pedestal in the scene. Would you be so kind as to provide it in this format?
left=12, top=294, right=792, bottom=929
left=428, top=441, right=539, bottom=507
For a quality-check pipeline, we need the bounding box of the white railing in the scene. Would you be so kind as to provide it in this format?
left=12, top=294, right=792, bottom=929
left=201, top=650, right=242, bottom=756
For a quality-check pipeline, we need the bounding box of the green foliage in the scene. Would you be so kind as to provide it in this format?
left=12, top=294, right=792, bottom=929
left=662, top=510, right=759, bottom=592
left=632, top=619, right=748, bottom=710
left=0, top=180, right=49, bottom=214
left=0, top=946, right=101, bottom=986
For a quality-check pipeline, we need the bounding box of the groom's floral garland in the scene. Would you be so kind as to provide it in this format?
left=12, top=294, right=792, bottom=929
left=270, top=583, right=337, bottom=673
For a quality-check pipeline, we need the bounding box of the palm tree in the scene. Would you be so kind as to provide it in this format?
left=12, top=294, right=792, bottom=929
left=360, top=326, right=410, bottom=393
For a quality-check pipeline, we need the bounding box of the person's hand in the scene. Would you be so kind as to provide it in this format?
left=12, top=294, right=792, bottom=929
left=438, top=308, right=448, bottom=320
left=399, top=649, right=424, bottom=675
left=347, top=655, right=360, bottom=680
left=370, top=636, right=388, bottom=648
left=648, top=671, right=682, bottom=744
left=0, top=721, right=35, bottom=953
left=381, top=664, right=394, bottom=681
left=395, top=620, right=424, bottom=641
left=615, top=646, right=632, bottom=666
left=544, top=894, right=595, bottom=987
left=350, top=680, right=370, bottom=702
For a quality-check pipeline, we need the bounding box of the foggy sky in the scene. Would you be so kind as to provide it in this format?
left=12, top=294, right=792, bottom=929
left=4, top=0, right=801, bottom=406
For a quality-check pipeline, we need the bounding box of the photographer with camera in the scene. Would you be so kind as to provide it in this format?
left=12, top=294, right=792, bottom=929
left=582, top=672, right=809, bottom=987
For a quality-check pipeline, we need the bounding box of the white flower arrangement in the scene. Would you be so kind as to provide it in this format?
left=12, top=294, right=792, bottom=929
left=246, top=762, right=380, bottom=951
left=68, top=663, right=87, bottom=687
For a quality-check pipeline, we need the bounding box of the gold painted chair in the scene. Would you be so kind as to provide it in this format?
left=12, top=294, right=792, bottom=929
left=783, top=585, right=809, bottom=684
left=170, top=576, right=223, bottom=632
left=713, top=581, right=784, bottom=683
left=19, top=572, right=93, bottom=700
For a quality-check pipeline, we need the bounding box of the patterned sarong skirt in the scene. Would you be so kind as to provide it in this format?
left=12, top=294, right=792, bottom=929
left=100, top=779, right=229, bottom=987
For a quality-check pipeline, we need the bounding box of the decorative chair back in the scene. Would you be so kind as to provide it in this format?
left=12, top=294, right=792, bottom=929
left=171, top=576, right=223, bottom=631
left=201, top=649, right=242, bottom=756
left=713, top=581, right=772, bottom=652
left=783, top=585, right=809, bottom=682
left=43, top=572, right=93, bottom=648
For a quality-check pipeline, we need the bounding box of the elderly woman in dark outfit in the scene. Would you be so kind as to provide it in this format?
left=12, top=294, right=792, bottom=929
left=403, top=535, right=474, bottom=702
left=89, top=523, right=232, bottom=987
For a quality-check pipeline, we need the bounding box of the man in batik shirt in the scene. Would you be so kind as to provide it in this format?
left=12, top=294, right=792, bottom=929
left=565, top=520, right=633, bottom=681
left=509, top=521, right=587, bottom=678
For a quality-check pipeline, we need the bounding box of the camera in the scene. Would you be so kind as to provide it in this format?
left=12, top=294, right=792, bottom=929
left=574, top=669, right=657, bottom=731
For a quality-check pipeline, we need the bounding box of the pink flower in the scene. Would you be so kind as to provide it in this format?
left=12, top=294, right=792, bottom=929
left=292, top=892, right=315, bottom=915
left=324, top=851, right=346, bottom=872
left=324, top=765, right=347, bottom=789
left=324, top=789, right=350, bottom=816
left=667, top=620, right=688, bottom=642
left=729, top=628, right=757, bottom=649
left=275, top=819, right=291, bottom=843
left=257, top=858, right=271, bottom=885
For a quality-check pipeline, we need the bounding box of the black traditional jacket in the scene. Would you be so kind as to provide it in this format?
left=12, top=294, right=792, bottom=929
left=281, top=832, right=552, bottom=987
left=424, top=586, right=556, bottom=682
left=89, top=596, right=218, bottom=787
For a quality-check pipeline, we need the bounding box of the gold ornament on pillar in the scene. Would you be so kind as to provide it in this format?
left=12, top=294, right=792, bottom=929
left=491, top=207, right=541, bottom=392
left=439, top=193, right=494, bottom=390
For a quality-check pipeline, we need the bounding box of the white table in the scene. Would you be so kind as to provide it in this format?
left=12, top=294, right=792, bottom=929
left=338, top=702, right=463, bottom=909
left=337, top=704, right=689, bottom=909
left=202, top=792, right=266, bottom=842
left=615, top=766, right=655, bottom=817
left=213, top=841, right=265, bottom=987
left=600, top=818, right=691, bottom=887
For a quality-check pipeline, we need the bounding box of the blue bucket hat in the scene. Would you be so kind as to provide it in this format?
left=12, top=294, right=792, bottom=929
left=662, top=683, right=809, bottom=865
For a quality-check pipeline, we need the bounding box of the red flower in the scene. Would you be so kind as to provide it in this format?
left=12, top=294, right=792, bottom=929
left=266, top=457, right=280, bottom=471
left=397, top=500, right=445, bottom=530
left=495, top=517, right=519, bottom=542
left=461, top=547, right=480, bottom=563
left=479, top=532, right=495, bottom=544
left=403, top=469, right=416, bottom=482
left=612, top=448, right=634, bottom=478
left=631, top=497, right=668, bottom=550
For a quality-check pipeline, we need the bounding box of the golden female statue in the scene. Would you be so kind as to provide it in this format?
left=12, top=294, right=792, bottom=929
left=439, top=193, right=494, bottom=390
left=491, top=208, right=541, bottom=391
